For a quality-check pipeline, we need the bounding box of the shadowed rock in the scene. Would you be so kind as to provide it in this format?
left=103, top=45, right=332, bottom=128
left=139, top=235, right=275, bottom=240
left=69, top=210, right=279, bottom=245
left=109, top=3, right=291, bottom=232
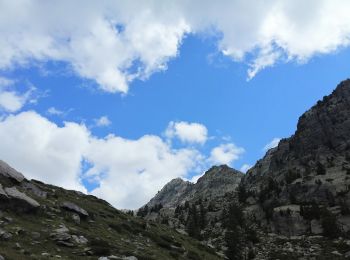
left=61, top=201, right=89, bottom=217
left=0, top=160, right=25, bottom=183
left=3, top=187, right=40, bottom=212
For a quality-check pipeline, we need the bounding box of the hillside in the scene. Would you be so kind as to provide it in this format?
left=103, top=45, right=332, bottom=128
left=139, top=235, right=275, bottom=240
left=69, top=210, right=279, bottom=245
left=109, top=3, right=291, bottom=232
left=0, top=160, right=220, bottom=260
left=142, top=79, right=350, bottom=259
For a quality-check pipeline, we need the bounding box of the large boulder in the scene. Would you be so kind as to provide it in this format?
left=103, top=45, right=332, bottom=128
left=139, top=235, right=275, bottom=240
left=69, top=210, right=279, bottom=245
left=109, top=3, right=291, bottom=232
left=0, top=160, right=25, bottom=183
left=61, top=201, right=89, bottom=217
left=3, top=187, right=40, bottom=212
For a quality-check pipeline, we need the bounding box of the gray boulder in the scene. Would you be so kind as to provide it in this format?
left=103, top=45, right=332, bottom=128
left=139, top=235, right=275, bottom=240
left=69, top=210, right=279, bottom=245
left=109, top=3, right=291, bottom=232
left=3, top=187, right=40, bottom=212
left=0, top=160, right=25, bottom=182
left=61, top=201, right=89, bottom=217
left=0, top=184, right=8, bottom=198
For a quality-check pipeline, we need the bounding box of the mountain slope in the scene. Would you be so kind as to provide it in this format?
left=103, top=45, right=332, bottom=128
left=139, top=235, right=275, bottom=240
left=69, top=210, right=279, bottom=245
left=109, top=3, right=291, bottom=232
left=0, top=160, right=221, bottom=260
left=146, top=165, right=243, bottom=210
left=142, top=79, right=350, bottom=259
left=240, top=79, right=350, bottom=236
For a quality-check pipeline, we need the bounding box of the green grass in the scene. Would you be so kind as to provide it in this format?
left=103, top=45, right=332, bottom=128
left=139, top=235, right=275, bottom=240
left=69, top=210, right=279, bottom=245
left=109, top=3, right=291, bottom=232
left=0, top=180, right=222, bottom=259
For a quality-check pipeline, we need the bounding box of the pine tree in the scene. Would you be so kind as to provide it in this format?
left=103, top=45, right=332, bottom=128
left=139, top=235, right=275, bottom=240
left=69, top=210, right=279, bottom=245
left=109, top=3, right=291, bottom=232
left=223, top=203, right=245, bottom=260
left=199, top=202, right=206, bottom=229
left=186, top=204, right=201, bottom=239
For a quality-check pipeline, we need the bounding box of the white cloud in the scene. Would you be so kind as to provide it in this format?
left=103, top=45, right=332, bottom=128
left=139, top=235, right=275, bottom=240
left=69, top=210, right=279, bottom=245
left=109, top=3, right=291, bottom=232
left=0, top=111, right=89, bottom=191
left=0, top=84, right=36, bottom=113
left=0, top=77, right=15, bottom=88
left=95, top=116, right=111, bottom=127
left=240, top=164, right=252, bottom=173
left=85, top=135, right=201, bottom=209
left=47, top=107, right=64, bottom=116
left=0, top=111, right=204, bottom=209
left=209, top=143, right=244, bottom=166
left=263, top=137, right=281, bottom=151
left=165, top=121, right=208, bottom=144
left=1, top=1, right=350, bottom=92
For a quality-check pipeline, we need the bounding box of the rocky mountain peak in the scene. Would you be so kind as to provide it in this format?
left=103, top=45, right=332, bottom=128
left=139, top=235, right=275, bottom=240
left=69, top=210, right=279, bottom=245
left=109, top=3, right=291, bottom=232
left=144, top=165, right=243, bottom=211
left=197, top=164, right=243, bottom=183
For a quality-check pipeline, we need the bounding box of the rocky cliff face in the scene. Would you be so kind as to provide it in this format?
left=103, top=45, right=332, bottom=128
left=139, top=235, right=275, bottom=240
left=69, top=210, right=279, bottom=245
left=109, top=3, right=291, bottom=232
left=146, top=165, right=243, bottom=210
left=240, top=79, right=350, bottom=236
left=141, top=79, right=350, bottom=259
left=140, top=165, right=243, bottom=255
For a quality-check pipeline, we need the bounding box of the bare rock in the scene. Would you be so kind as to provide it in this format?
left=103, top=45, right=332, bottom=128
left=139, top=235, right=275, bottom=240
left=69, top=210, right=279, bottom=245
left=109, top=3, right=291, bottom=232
left=72, top=213, right=80, bottom=224
left=72, top=235, right=88, bottom=244
left=0, top=160, right=25, bottom=183
left=61, top=202, right=89, bottom=218
left=22, top=182, right=47, bottom=199
left=3, top=187, right=40, bottom=212
left=310, top=220, right=323, bottom=235
left=0, top=184, right=8, bottom=198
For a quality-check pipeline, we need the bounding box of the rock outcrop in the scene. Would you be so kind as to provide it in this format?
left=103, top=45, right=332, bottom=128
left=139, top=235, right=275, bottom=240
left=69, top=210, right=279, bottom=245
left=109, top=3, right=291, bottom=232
left=145, top=165, right=243, bottom=210
left=141, top=79, right=350, bottom=259
left=61, top=201, right=89, bottom=217
left=3, top=186, right=40, bottom=211
left=0, top=160, right=25, bottom=183
left=239, top=79, right=350, bottom=236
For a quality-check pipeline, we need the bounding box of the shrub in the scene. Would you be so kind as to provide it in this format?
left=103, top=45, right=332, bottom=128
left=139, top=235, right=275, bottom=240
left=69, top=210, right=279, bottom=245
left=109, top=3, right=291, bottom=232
left=321, top=209, right=341, bottom=238
left=88, top=238, right=111, bottom=256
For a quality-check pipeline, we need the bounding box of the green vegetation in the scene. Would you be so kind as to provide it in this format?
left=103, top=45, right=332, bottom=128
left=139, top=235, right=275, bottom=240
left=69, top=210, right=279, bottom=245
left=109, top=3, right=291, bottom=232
left=0, top=180, right=221, bottom=260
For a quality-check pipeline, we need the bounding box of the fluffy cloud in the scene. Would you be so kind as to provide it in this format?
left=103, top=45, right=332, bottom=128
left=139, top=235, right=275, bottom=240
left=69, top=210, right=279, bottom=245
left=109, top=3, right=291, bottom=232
left=1, top=1, right=350, bottom=92
left=263, top=137, right=281, bottom=151
left=94, top=116, right=111, bottom=127
left=165, top=121, right=208, bottom=144
left=47, top=107, right=64, bottom=116
left=0, top=112, right=89, bottom=191
left=209, top=143, right=244, bottom=166
left=0, top=111, right=205, bottom=209
left=0, top=78, right=36, bottom=112
left=85, top=135, right=201, bottom=209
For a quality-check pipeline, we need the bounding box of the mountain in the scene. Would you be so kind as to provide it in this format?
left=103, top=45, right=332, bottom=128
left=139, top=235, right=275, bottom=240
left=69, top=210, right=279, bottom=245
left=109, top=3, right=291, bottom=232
left=0, top=160, right=220, bottom=260
left=2, top=79, right=350, bottom=259
left=142, top=79, right=350, bottom=259
left=140, top=165, right=244, bottom=255
left=146, top=165, right=243, bottom=209
left=241, top=79, right=350, bottom=236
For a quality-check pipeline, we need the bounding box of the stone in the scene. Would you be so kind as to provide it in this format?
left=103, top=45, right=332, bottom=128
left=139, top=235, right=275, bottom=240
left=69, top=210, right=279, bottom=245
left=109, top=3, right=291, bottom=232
left=0, top=160, right=25, bottom=182
left=4, top=187, right=40, bottom=211
left=311, top=220, right=323, bottom=235
left=345, top=250, right=350, bottom=258
left=0, top=228, right=12, bottom=240
left=61, top=202, right=89, bottom=217
left=21, top=182, right=47, bottom=199
left=56, top=241, right=74, bottom=247
left=72, top=235, right=88, bottom=244
left=0, top=255, right=5, bottom=260
left=331, top=250, right=342, bottom=256
left=50, top=225, right=71, bottom=242
left=0, top=184, right=8, bottom=198
left=72, top=213, right=80, bottom=224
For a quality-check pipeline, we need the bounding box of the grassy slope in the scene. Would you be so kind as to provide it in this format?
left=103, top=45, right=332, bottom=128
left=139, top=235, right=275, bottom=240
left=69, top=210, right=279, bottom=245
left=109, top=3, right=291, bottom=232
left=0, top=179, right=221, bottom=260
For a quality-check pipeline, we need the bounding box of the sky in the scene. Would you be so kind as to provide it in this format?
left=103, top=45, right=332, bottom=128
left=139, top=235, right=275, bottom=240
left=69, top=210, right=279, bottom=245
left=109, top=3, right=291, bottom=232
left=0, top=0, right=350, bottom=209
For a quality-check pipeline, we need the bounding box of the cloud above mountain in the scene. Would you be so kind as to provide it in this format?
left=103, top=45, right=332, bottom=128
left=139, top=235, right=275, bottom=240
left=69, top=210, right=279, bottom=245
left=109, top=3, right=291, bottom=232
left=0, top=111, right=242, bottom=209
left=165, top=121, right=208, bottom=144
left=1, top=0, right=349, bottom=92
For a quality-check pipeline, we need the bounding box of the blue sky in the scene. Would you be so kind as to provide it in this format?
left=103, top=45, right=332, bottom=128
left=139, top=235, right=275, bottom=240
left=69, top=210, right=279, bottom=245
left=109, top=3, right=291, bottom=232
left=0, top=1, right=350, bottom=209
